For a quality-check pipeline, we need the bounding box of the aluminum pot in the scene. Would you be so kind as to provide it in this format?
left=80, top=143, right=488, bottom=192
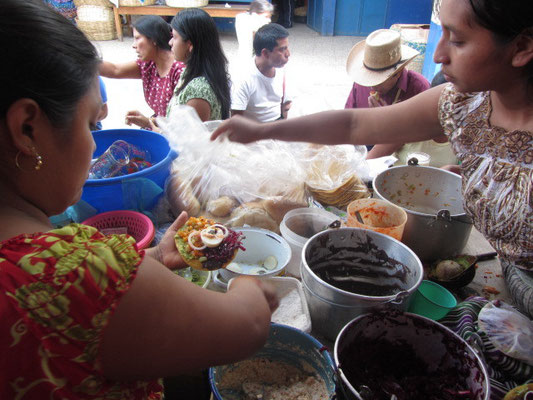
left=300, top=228, right=423, bottom=341
left=373, top=165, right=473, bottom=262
left=334, top=311, right=490, bottom=400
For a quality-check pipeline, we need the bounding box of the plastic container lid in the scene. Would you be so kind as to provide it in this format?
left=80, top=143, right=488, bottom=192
left=280, top=207, right=338, bottom=246
left=280, top=207, right=338, bottom=277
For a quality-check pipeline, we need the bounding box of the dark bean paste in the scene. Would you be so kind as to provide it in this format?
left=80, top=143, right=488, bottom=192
left=338, top=312, right=476, bottom=400
left=308, top=232, right=409, bottom=296
left=339, top=337, right=473, bottom=400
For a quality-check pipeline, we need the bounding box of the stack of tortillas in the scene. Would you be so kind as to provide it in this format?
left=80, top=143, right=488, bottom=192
left=305, top=156, right=370, bottom=209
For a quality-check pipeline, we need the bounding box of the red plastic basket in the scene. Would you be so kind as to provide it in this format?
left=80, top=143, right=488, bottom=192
left=82, top=210, right=155, bottom=249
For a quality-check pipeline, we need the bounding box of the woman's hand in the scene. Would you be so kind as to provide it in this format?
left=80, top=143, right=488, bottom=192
left=146, top=211, right=189, bottom=269
left=210, top=115, right=264, bottom=144
left=125, top=110, right=153, bottom=130
left=229, top=276, right=279, bottom=313
left=254, top=278, right=279, bottom=313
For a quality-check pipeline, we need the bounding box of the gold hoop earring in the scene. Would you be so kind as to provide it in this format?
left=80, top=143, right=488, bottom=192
left=15, top=147, right=43, bottom=172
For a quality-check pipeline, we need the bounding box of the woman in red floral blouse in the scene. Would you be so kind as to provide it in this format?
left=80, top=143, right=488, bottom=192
left=100, top=16, right=185, bottom=130
left=0, top=2, right=278, bottom=399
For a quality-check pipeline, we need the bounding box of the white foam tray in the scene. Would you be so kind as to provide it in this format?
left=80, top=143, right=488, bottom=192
left=267, top=276, right=312, bottom=333
left=226, top=276, right=312, bottom=333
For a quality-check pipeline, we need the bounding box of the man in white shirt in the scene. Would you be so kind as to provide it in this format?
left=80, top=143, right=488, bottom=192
left=231, top=23, right=292, bottom=122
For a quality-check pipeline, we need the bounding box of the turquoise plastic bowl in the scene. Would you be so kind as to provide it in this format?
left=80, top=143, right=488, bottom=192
left=408, top=280, right=457, bottom=320
left=82, top=129, right=178, bottom=213
left=209, top=323, right=336, bottom=399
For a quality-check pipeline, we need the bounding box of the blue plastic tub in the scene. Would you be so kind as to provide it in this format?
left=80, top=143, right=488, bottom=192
left=81, top=129, right=178, bottom=213
left=209, top=323, right=337, bottom=399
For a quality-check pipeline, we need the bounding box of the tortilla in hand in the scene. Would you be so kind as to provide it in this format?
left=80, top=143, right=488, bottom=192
left=174, top=216, right=244, bottom=271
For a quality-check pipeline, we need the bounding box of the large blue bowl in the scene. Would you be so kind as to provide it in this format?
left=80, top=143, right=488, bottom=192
left=81, top=129, right=178, bottom=213
left=209, top=323, right=337, bottom=399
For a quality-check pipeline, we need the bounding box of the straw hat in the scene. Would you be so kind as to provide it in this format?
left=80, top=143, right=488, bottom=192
left=346, top=29, right=420, bottom=87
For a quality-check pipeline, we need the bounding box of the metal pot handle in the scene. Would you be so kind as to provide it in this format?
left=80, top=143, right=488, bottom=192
left=327, top=220, right=342, bottom=229
left=388, top=290, right=410, bottom=305
left=332, top=364, right=365, bottom=400
left=407, top=157, right=420, bottom=166
left=437, top=209, right=453, bottom=222
left=436, top=209, right=474, bottom=225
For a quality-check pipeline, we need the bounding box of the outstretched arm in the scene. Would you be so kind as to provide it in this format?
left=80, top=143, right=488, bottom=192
left=212, top=85, right=445, bottom=147
left=367, top=143, right=403, bottom=159
left=99, top=60, right=141, bottom=79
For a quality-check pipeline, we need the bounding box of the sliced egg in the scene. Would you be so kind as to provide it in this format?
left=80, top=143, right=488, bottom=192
left=262, top=255, right=278, bottom=270
left=200, top=227, right=225, bottom=248
left=227, top=262, right=242, bottom=273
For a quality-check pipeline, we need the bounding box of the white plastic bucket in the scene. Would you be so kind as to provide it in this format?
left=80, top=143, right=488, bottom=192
left=279, top=207, right=338, bottom=277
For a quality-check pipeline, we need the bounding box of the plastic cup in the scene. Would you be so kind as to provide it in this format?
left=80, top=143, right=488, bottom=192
left=88, top=140, right=130, bottom=179
left=408, top=280, right=457, bottom=320
left=346, top=198, right=407, bottom=241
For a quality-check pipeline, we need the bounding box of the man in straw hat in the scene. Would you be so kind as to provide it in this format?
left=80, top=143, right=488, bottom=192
left=345, top=29, right=430, bottom=152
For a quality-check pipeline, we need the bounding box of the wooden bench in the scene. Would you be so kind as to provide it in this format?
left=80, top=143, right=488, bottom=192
left=112, top=4, right=248, bottom=41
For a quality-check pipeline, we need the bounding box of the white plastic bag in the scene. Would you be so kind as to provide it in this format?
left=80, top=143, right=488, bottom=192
left=157, top=107, right=309, bottom=232
left=478, top=300, right=533, bottom=366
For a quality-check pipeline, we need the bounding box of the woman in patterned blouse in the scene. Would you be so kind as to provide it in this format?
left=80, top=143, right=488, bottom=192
left=0, top=2, right=278, bottom=398
left=144, top=8, right=231, bottom=131
left=213, top=0, right=533, bottom=316
left=100, top=16, right=185, bottom=130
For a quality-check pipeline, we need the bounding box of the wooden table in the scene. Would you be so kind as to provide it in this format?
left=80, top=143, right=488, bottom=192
left=112, top=4, right=248, bottom=41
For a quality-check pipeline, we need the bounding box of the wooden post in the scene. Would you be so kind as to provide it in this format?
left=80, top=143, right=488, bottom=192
left=112, top=5, right=123, bottom=41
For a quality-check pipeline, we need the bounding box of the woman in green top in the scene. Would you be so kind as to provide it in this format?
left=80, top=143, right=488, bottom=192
left=144, top=8, right=231, bottom=130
